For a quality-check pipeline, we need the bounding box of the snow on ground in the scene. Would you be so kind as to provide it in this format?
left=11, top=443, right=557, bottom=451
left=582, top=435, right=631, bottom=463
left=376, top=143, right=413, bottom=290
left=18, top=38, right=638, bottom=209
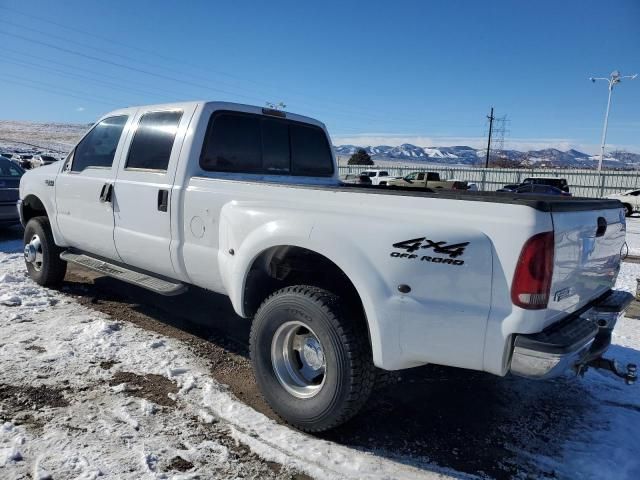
left=615, top=261, right=640, bottom=294
left=0, top=241, right=452, bottom=479
left=0, top=120, right=85, bottom=156
left=624, top=216, right=640, bottom=257
left=1, top=234, right=640, bottom=479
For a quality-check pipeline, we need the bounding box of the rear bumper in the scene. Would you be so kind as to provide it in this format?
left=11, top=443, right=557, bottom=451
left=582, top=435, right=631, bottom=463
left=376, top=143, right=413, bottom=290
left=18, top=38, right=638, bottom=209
left=509, top=290, right=634, bottom=379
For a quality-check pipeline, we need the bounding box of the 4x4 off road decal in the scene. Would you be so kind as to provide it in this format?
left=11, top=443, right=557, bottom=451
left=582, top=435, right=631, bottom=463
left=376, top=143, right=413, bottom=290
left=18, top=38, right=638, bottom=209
left=390, top=237, right=469, bottom=266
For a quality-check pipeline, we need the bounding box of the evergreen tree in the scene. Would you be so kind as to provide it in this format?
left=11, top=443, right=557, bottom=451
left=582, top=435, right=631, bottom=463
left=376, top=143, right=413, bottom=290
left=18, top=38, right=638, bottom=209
left=347, top=148, right=373, bottom=166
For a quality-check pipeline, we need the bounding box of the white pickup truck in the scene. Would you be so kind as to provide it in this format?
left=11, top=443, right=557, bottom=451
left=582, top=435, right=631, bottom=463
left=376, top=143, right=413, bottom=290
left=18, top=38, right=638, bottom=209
left=18, top=101, right=635, bottom=432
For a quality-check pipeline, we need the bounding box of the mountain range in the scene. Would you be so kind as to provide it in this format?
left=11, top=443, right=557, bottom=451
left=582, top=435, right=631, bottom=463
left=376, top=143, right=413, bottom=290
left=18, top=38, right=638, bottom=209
left=334, top=144, right=640, bottom=169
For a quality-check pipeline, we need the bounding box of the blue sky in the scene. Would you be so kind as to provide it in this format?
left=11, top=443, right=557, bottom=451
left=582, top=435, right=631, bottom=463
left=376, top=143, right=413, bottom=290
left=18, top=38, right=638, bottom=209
left=0, top=0, right=638, bottom=153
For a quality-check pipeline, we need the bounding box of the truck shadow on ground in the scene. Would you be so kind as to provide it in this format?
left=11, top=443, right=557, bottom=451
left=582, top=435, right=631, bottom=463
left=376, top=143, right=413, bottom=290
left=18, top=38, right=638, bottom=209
left=56, top=264, right=628, bottom=480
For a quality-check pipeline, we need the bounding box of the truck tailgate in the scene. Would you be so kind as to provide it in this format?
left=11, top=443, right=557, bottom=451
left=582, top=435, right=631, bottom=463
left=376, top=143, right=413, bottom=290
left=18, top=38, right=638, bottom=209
left=547, top=206, right=625, bottom=318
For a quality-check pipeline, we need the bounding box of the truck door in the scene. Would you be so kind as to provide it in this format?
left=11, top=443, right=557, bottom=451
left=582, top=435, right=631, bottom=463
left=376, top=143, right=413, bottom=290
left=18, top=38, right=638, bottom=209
left=56, top=114, right=132, bottom=260
left=112, top=106, right=194, bottom=279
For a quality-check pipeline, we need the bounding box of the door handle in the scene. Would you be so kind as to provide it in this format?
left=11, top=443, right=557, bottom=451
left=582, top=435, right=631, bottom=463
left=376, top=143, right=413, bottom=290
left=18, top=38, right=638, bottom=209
left=99, top=183, right=113, bottom=203
left=157, top=189, right=169, bottom=212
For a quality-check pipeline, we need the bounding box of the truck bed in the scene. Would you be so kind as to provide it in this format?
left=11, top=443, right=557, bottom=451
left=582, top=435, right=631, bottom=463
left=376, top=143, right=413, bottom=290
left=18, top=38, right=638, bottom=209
left=339, top=185, right=623, bottom=212
left=218, top=178, right=623, bottom=213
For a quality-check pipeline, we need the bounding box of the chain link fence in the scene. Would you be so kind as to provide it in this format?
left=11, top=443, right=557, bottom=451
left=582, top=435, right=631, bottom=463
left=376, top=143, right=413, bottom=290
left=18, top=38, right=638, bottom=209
left=338, top=164, right=640, bottom=198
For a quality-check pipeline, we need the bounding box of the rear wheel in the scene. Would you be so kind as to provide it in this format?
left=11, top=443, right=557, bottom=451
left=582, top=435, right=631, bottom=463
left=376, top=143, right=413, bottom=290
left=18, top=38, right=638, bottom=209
left=23, top=216, right=67, bottom=286
left=250, top=285, right=375, bottom=432
left=624, top=204, right=633, bottom=217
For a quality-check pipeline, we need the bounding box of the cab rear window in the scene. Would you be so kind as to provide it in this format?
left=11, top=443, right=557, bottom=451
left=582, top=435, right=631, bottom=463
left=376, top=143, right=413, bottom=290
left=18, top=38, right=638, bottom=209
left=200, top=111, right=333, bottom=176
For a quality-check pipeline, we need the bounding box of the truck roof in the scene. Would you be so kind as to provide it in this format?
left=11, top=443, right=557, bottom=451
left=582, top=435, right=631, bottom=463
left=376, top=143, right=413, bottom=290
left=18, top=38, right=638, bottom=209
left=98, top=101, right=327, bottom=130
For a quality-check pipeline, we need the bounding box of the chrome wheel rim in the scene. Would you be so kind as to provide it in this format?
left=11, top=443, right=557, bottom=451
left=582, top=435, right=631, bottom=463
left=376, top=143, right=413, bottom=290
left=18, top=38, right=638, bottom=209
left=24, top=234, right=44, bottom=271
left=271, top=321, right=327, bottom=399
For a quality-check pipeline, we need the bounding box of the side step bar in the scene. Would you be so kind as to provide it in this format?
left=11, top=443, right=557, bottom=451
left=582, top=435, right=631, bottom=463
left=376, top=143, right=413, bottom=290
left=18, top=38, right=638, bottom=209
left=60, top=251, right=187, bottom=296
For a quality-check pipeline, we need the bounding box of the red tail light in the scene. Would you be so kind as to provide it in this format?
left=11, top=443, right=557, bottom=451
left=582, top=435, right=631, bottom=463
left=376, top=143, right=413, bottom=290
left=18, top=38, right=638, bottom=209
left=511, top=231, right=554, bottom=310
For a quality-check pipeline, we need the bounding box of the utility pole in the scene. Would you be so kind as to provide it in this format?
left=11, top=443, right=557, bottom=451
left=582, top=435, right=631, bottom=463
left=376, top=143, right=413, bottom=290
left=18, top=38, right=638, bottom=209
left=485, top=107, right=494, bottom=168
left=589, top=71, right=637, bottom=171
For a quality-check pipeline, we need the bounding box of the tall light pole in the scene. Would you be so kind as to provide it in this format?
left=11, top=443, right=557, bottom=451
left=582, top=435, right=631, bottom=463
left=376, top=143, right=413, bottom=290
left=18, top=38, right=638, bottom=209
left=589, top=70, right=637, bottom=171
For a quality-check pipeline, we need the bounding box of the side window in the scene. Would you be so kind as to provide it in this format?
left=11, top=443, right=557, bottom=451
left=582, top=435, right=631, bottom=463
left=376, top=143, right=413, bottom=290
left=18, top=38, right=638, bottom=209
left=200, top=113, right=262, bottom=172
left=405, top=173, right=417, bottom=180
left=380, top=171, right=388, bottom=176
left=290, top=124, right=333, bottom=176
left=417, top=173, right=425, bottom=181
left=126, top=111, right=182, bottom=171
left=72, top=116, right=127, bottom=172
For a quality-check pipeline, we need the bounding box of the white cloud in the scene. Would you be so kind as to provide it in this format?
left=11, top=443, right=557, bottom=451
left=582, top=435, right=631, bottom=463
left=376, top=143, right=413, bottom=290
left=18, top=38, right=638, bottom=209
left=76, top=107, right=85, bottom=112
left=330, top=133, right=640, bottom=155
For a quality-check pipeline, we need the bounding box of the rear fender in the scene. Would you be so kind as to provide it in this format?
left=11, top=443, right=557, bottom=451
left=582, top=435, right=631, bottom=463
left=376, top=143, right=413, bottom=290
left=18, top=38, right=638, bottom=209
left=218, top=202, right=392, bottom=367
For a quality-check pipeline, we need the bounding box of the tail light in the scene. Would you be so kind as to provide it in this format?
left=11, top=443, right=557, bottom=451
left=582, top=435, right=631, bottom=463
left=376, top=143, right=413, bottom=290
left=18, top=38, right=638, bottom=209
left=511, top=231, right=554, bottom=309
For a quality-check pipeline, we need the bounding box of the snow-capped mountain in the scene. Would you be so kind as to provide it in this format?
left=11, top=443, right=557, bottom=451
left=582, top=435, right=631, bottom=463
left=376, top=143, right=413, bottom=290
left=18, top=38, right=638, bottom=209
left=334, top=144, right=640, bottom=168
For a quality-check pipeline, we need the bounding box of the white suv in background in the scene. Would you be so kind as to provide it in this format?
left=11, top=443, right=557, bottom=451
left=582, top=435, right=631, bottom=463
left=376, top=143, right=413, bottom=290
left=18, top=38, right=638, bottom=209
left=607, top=189, right=640, bottom=217
left=359, top=169, right=391, bottom=185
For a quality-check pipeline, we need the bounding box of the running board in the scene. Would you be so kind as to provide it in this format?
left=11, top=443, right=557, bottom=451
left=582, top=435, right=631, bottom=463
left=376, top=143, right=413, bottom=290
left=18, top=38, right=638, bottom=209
left=60, top=251, right=187, bottom=296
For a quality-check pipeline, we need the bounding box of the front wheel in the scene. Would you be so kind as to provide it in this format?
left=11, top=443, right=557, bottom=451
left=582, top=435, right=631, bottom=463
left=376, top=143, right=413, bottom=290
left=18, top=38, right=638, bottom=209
left=250, top=286, right=375, bottom=432
left=23, top=216, right=67, bottom=286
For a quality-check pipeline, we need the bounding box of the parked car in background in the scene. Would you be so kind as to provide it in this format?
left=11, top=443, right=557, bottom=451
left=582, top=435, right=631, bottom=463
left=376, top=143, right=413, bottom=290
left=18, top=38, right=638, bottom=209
left=340, top=173, right=372, bottom=185
left=15, top=155, right=33, bottom=170
left=31, top=155, right=59, bottom=168
left=386, top=171, right=468, bottom=190
left=498, top=184, right=572, bottom=196
left=521, top=177, right=570, bottom=193
left=499, top=183, right=521, bottom=192
left=606, top=189, right=640, bottom=217
left=0, top=156, right=24, bottom=227
left=449, top=178, right=478, bottom=191
left=359, top=169, right=391, bottom=185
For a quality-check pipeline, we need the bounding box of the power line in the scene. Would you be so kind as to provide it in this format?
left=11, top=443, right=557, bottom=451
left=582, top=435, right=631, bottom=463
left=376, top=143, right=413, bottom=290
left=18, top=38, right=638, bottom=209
left=0, top=30, right=268, bottom=104
left=0, top=48, right=208, bottom=100
left=0, top=18, right=385, bottom=122
left=0, top=50, right=389, bottom=129
left=0, top=8, right=448, bottom=127
left=0, top=8, right=492, bottom=135
left=0, top=56, right=155, bottom=103
left=0, top=5, right=393, bottom=119
left=0, top=76, right=121, bottom=107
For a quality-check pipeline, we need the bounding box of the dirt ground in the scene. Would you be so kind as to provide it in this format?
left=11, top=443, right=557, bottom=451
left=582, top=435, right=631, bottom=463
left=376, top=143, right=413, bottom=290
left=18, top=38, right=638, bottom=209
left=3, top=225, right=639, bottom=479
left=53, top=265, right=635, bottom=479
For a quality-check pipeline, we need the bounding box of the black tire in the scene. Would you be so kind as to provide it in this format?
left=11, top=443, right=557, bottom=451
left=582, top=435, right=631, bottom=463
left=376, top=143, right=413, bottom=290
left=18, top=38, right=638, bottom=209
left=23, top=216, right=67, bottom=286
left=250, top=285, right=375, bottom=432
left=624, top=204, right=633, bottom=217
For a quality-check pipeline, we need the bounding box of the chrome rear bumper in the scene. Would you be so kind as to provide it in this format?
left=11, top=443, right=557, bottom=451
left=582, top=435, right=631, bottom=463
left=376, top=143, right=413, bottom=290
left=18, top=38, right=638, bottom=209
left=510, top=290, right=634, bottom=379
